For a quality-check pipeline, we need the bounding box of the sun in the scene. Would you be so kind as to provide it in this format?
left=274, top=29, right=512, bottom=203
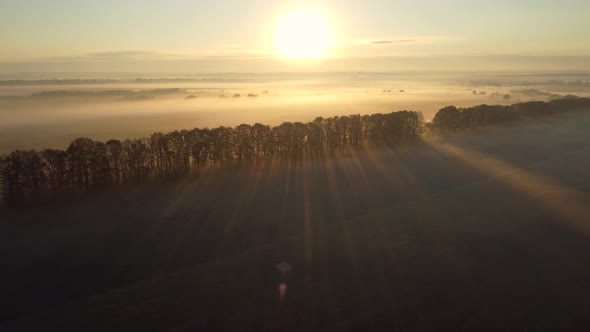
left=275, top=9, right=333, bottom=59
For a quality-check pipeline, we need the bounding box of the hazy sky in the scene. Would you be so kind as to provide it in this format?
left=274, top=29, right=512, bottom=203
left=1, top=0, right=589, bottom=73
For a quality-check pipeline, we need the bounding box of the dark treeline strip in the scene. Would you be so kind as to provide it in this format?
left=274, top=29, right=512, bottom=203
left=2, top=96, right=590, bottom=203
left=0, top=79, right=118, bottom=86
left=432, top=95, right=590, bottom=131
left=0, top=78, right=233, bottom=86
left=0, top=111, right=426, bottom=202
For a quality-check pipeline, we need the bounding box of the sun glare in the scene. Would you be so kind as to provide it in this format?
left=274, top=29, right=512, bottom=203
left=275, top=9, right=333, bottom=59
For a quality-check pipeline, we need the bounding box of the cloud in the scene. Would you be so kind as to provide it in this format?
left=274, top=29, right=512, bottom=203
left=84, top=50, right=177, bottom=60
left=371, top=39, right=419, bottom=45
left=45, top=50, right=186, bottom=62
left=32, top=48, right=276, bottom=64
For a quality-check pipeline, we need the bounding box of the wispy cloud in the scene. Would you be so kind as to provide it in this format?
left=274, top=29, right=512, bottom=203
left=371, top=39, right=418, bottom=45
left=34, top=48, right=276, bottom=63
left=48, top=50, right=187, bottom=62
left=84, top=50, right=181, bottom=60
left=336, top=37, right=434, bottom=48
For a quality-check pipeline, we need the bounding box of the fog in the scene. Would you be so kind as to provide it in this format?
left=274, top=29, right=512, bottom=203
left=1, top=72, right=589, bottom=154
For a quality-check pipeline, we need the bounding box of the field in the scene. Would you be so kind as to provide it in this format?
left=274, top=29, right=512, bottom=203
left=1, top=111, right=590, bottom=331
left=1, top=72, right=589, bottom=154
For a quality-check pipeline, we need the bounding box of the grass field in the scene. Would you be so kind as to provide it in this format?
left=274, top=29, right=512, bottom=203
left=1, top=112, right=590, bottom=331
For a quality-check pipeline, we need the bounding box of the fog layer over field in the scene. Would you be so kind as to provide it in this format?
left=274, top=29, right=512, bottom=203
left=1, top=72, right=589, bottom=154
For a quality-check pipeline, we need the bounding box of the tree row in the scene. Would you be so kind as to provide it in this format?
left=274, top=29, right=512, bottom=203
left=1, top=111, right=425, bottom=202
left=3, top=96, right=590, bottom=203
left=432, top=96, right=590, bottom=130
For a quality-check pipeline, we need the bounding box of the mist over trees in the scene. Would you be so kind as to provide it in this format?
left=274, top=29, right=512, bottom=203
left=432, top=96, right=590, bottom=131
left=0, top=110, right=425, bottom=202
left=2, top=96, right=590, bottom=203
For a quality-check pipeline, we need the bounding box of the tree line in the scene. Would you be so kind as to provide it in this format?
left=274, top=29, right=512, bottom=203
left=0, top=111, right=425, bottom=202
left=432, top=96, right=590, bottom=131
left=3, top=96, right=590, bottom=203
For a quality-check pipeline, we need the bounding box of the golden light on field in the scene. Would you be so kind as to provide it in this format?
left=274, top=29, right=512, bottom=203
left=275, top=8, right=333, bottom=59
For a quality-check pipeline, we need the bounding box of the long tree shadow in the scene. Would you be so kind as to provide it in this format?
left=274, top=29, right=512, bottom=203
left=3, top=116, right=590, bottom=330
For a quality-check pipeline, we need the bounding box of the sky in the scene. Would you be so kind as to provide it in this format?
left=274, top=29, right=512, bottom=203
left=1, top=0, right=589, bottom=73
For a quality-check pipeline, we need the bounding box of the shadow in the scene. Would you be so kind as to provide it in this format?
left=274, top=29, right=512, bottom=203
left=2, top=114, right=590, bottom=331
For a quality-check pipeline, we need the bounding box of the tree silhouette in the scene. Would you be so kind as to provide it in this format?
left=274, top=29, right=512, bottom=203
left=433, top=106, right=461, bottom=131
left=41, top=149, right=68, bottom=193
left=105, top=139, right=123, bottom=184
left=3, top=97, right=589, bottom=203
left=66, top=138, right=96, bottom=191
left=1, top=150, right=45, bottom=201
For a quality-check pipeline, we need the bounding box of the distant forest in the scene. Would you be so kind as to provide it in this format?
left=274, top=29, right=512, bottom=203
left=1, top=96, right=590, bottom=203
